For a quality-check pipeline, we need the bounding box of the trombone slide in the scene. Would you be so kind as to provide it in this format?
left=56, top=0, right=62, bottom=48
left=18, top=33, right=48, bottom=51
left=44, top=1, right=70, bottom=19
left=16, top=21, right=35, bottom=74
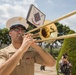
left=36, top=33, right=76, bottom=42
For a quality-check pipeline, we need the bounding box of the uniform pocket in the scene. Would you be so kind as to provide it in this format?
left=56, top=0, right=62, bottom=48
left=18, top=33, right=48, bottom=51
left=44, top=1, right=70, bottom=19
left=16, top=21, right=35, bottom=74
left=25, top=57, right=34, bottom=65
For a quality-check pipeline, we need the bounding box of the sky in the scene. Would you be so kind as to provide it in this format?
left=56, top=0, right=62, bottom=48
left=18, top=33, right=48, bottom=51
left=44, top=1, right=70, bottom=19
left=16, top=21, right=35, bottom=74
left=0, top=0, right=76, bottom=31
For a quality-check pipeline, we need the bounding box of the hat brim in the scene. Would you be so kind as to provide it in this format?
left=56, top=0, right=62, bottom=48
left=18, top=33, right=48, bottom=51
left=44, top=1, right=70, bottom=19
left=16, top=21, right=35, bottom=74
left=6, top=17, right=29, bottom=30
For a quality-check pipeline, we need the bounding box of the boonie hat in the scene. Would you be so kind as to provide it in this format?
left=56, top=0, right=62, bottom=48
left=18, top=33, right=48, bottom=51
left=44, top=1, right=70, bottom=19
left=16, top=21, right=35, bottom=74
left=6, top=17, right=29, bottom=30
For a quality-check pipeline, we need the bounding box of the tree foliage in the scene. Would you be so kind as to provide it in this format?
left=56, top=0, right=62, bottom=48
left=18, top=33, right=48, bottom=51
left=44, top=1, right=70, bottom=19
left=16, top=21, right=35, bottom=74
left=56, top=30, right=76, bottom=75
left=0, top=28, right=10, bottom=46
left=55, top=22, right=70, bottom=35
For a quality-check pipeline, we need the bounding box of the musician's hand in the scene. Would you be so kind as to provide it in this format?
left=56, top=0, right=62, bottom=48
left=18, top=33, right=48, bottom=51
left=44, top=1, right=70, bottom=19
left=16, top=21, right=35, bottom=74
left=20, top=34, right=35, bottom=52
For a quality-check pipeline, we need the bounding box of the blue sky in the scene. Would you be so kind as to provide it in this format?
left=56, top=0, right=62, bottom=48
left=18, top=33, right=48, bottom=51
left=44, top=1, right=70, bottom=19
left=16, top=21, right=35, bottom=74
left=0, top=0, right=76, bottom=31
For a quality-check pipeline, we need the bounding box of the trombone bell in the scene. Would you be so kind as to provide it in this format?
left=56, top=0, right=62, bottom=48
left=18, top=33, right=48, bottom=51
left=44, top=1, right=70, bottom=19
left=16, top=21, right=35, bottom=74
left=39, top=20, right=58, bottom=43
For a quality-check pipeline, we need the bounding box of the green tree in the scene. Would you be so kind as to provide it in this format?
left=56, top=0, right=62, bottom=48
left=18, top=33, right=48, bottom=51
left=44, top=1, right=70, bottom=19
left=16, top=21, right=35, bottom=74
left=55, top=22, right=70, bottom=35
left=56, top=30, right=76, bottom=75
left=55, top=22, right=70, bottom=45
left=0, top=28, right=10, bottom=45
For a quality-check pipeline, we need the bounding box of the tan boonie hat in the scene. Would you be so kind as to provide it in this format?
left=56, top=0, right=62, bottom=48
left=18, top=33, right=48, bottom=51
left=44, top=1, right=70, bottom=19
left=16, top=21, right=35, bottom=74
left=6, top=17, right=29, bottom=30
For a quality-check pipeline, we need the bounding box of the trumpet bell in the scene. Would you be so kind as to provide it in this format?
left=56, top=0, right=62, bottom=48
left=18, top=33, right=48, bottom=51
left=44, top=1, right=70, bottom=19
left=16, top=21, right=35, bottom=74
left=39, top=20, right=58, bottom=43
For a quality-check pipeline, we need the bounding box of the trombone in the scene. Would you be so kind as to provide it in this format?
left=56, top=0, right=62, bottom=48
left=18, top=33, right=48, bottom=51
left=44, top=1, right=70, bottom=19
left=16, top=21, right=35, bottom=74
left=32, top=20, right=58, bottom=43
left=36, top=33, right=76, bottom=43
left=24, top=10, right=76, bottom=43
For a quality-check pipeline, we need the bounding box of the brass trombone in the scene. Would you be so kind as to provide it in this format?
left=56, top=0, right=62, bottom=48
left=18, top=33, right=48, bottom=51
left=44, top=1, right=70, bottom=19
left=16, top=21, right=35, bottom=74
left=24, top=10, right=76, bottom=43
left=32, top=20, right=58, bottom=43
